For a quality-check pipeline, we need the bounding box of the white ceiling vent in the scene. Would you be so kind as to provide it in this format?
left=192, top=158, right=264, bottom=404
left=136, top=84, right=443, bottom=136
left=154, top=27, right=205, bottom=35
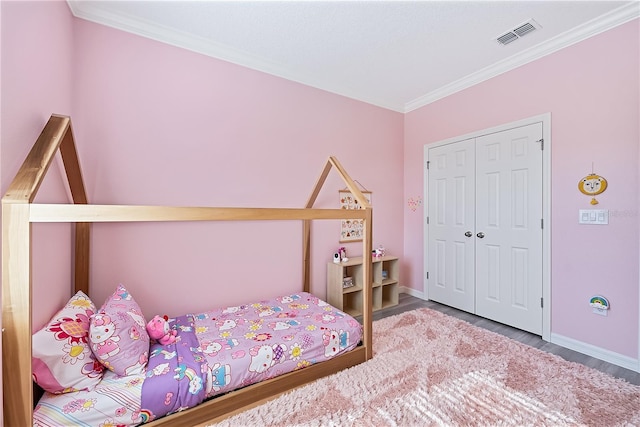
left=496, top=19, right=541, bottom=46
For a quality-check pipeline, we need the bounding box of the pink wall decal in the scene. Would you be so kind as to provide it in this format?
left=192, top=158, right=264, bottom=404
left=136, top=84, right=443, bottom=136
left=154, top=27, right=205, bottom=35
left=407, top=196, right=422, bottom=212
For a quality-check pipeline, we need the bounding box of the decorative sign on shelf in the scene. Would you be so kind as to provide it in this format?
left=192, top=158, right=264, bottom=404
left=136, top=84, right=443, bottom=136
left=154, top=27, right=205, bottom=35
left=339, top=185, right=371, bottom=243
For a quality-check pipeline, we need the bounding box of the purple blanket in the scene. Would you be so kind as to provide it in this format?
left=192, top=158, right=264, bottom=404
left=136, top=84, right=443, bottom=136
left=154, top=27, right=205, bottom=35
left=141, top=315, right=207, bottom=421
left=140, top=292, right=362, bottom=422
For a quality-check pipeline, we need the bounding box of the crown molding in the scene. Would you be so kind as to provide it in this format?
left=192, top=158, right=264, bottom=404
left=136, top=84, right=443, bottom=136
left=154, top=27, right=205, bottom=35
left=67, top=1, right=291, bottom=79
left=67, top=1, right=637, bottom=114
left=66, top=1, right=405, bottom=112
left=404, top=2, right=640, bottom=113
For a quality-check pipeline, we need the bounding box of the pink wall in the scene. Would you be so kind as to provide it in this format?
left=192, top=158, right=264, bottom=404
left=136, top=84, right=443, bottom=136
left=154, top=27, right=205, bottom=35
left=1, top=0, right=78, bottom=325
left=69, top=18, right=405, bottom=317
left=0, top=0, right=77, bottom=422
left=404, top=20, right=640, bottom=358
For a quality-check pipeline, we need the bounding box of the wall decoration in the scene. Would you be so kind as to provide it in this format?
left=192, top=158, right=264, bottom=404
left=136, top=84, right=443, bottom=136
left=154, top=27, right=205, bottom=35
left=339, top=188, right=371, bottom=242
left=408, top=196, right=423, bottom=212
left=589, top=295, right=610, bottom=316
left=578, top=171, right=608, bottom=205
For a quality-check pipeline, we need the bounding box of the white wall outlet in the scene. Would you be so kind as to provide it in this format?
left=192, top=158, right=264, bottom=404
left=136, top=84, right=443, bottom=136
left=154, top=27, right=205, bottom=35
left=579, top=209, right=609, bottom=225
left=593, top=307, right=608, bottom=316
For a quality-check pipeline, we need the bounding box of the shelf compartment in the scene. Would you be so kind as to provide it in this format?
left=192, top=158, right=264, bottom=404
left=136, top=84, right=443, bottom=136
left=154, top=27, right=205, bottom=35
left=342, top=290, right=363, bottom=317
left=343, top=284, right=362, bottom=294
left=381, top=283, right=399, bottom=308
left=372, top=286, right=382, bottom=311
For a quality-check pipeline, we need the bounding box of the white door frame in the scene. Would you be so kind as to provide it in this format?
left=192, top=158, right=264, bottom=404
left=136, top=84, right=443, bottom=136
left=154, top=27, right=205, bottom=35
left=423, top=113, right=551, bottom=341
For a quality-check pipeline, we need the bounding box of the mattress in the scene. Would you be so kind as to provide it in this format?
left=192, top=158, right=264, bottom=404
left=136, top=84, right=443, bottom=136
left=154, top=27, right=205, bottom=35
left=34, top=292, right=362, bottom=426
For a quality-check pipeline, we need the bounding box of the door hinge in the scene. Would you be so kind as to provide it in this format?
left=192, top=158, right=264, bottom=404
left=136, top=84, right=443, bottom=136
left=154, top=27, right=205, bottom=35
left=426, top=272, right=429, bottom=280
left=426, top=216, right=429, bottom=225
left=537, top=138, right=544, bottom=150
left=426, top=160, right=430, bottom=169
left=541, top=218, right=544, bottom=229
left=540, top=297, right=544, bottom=308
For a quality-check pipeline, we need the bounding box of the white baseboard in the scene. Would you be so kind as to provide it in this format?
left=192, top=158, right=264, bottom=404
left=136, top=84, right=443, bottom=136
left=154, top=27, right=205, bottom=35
left=399, top=288, right=639, bottom=373
left=400, top=286, right=425, bottom=300
left=551, top=333, right=639, bottom=373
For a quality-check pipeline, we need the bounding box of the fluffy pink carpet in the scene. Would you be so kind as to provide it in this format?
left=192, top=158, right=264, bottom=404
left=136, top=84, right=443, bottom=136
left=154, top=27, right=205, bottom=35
left=210, top=308, right=640, bottom=426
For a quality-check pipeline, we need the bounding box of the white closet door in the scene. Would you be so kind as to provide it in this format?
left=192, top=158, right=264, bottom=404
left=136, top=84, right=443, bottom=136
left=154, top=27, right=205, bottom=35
left=475, top=123, right=543, bottom=335
left=427, top=139, right=476, bottom=313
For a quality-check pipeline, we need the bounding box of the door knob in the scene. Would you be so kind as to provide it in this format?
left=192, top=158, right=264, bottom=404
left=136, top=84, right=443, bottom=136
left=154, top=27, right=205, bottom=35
left=464, top=231, right=472, bottom=237
left=476, top=232, right=485, bottom=238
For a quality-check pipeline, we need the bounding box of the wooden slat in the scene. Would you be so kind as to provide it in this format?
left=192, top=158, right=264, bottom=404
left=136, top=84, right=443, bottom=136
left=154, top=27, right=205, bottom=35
left=2, top=203, right=33, bottom=427
left=328, top=156, right=371, bottom=209
left=305, top=158, right=333, bottom=209
left=361, top=208, right=374, bottom=360
left=29, top=205, right=367, bottom=223
left=302, top=220, right=311, bottom=292
left=147, top=347, right=366, bottom=426
left=303, top=156, right=367, bottom=294
left=2, top=115, right=70, bottom=203
left=74, top=222, right=90, bottom=295
left=302, top=159, right=334, bottom=293
left=58, top=117, right=88, bottom=205
left=55, top=116, right=92, bottom=294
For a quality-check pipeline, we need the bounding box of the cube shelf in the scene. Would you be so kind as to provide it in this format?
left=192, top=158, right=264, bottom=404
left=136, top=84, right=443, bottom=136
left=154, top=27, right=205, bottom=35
left=326, top=256, right=399, bottom=316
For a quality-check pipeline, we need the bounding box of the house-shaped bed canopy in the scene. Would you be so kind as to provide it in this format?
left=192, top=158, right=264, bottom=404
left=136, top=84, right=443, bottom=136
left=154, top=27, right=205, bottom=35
left=2, top=114, right=373, bottom=426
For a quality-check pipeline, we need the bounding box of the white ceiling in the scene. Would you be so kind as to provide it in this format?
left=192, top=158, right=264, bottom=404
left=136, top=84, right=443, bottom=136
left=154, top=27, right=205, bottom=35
left=67, top=1, right=639, bottom=113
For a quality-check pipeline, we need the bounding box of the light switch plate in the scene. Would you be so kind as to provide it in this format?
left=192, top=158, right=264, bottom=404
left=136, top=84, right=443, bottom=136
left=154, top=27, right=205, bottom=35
left=579, top=209, right=609, bottom=225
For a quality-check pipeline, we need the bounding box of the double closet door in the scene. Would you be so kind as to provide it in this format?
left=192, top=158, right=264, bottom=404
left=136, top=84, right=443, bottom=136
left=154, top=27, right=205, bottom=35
left=427, top=123, right=543, bottom=335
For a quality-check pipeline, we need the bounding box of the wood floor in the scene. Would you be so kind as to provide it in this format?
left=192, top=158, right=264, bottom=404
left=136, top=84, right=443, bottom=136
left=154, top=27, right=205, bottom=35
left=372, top=293, right=640, bottom=386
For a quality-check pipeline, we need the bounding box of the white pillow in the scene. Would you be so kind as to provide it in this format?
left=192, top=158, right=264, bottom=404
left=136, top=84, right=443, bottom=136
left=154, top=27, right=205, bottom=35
left=32, top=291, right=105, bottom=393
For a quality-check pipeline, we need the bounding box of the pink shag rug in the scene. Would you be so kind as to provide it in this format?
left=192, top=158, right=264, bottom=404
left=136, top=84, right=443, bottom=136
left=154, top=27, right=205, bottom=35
left=209, top=308, right=640, bottom=426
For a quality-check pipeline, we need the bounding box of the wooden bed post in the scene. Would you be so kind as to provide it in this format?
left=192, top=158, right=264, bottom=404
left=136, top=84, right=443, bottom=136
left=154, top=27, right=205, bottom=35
left=305, top=156, right=373, bottom=360
left=73, top=222, right=91, bottom=295
left=2, top=202, right=33, bottom=426
left=304, top=160, right=333, bottom=293
left=2, top=114, right=88, bottom=425
left=361, top=207, right=373, bottom=359
left=58, top=120, right=90, bottom=295
left=326, top=157, right=373, bottom=361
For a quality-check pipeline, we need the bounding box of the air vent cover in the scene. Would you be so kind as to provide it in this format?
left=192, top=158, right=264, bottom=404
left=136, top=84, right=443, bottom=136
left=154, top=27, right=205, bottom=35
left=497, top=32, right=519, bottom=45
left=496, top=19, right=541, bottom=46
left=513, top=22, right=536, bottom=37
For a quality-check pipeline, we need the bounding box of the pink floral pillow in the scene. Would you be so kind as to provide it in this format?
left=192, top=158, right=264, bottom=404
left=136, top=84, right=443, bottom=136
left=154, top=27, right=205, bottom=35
left=32, top=291, right=105, bottom=393
left=89, top=284, right=149, bottom=376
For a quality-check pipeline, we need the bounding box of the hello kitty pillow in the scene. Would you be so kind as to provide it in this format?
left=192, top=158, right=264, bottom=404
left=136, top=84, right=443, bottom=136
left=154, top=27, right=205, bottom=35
left=89, top=284, right=149, bottom=376
left=32, top=291, right=105, bottom=393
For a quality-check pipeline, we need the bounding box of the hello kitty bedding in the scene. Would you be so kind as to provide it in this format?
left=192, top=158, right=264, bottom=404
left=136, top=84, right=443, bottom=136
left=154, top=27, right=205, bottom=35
left=33, top=291, right=362, bottom=426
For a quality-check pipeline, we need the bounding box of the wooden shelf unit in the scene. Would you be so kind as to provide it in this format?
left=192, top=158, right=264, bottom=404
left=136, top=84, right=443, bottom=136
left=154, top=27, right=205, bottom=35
left=327, top=256, right=399, bottom=316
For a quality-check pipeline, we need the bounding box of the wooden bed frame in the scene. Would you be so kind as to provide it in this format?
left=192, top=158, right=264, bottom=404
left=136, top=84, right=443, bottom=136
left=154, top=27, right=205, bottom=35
left=2, top=114, right=373, bottom=426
